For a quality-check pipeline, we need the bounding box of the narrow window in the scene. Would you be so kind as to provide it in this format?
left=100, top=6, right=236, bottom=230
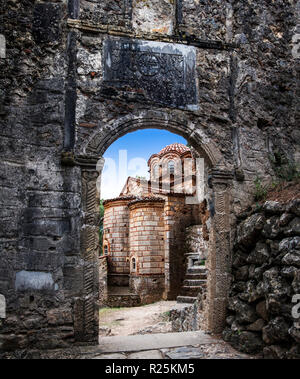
left=132, top=257, right=136, bottom=271
left=153, top=164, right=159, bottom=178
left=168, top=160, right=175, bottom=174
left=104, top=245, right=108, bottom=256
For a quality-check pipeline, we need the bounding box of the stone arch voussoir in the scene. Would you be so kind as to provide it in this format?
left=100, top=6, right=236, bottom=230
left=78, top=110, right=225, bottom=169
left=76, top=110, right=233, bottom=339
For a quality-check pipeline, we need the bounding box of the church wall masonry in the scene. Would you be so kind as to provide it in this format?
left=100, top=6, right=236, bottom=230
left=129, top=199, right=165, bottom=304
left=0, top=0, right=299, bottom=353
left=103, top=199, right=131, bottom=286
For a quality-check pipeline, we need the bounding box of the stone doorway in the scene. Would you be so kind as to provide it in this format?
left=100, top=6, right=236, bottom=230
left=99, top=139, right=209, bottom=309
left=72, top=111, right=233, bottom=345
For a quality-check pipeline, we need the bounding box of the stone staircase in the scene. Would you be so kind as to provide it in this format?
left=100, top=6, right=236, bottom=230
left=177, top=265, right=207, bottom=304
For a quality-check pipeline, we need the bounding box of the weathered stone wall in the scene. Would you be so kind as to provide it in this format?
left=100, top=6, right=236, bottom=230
left=0, top=0, right=299, bottom=353
left=230, top=1, right=300, bottom=215
left=103, top=292, right=141, bottom=308
left=223, top=200, right=300, bottom=358
left=170, top=294, right=206, bottom=333
left=99, top=257, right=108, bottom=306
left=185, top=225, right=208, bottom=261
left=179, top=0, right=230, bottom=40
left=80, top=0, right=132, bottom=28
left=129, top=275, right=165, bottom=305
left=74, top=0, right=300, bottom=219
left=132, top=0, right=175, bottom=35
left=0, top=0, right=88, bottom=351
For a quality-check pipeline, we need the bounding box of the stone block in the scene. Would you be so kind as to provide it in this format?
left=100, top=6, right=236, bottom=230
left=15, top=271, right=56, bottom=292
left=32, top=3, right=62, bottom=44
left=103, top=38, right=197, bottom=110
left=47, top=308, right=73, bottom=326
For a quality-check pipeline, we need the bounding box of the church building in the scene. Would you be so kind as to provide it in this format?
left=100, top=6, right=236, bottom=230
left=101, top=143, right=210, bottom=306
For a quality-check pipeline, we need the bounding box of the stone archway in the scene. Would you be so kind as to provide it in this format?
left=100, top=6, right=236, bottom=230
left=70, top=110, right=233, bottom=344
left=81, top=111, right=225, bottom=167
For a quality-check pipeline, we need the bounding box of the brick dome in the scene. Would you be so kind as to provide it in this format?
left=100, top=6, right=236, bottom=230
left=157, top=143, right=190, bottom=157
left=148, top=143, right=191, bottom=166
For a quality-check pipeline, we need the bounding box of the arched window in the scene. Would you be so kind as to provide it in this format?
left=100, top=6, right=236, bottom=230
left=153, top=164, right=159, bottom=178
left=168, top=160, right=175, bottom=174
left=131, top=257, right=136, bottom=271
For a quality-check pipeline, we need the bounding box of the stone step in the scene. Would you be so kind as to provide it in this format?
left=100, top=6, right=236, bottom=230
left=179, top=286, right=203, bottom=297
left=184, top=279, right=207, bottom=287
left=185, top=273, right=207, bottom=280
left=176, top=296, right=198, bottom=304
left=193, top=261, right=206, bottom=267
left=95, top=331, right=219, bottom=353
left=187, top=267, right=207, bottom=274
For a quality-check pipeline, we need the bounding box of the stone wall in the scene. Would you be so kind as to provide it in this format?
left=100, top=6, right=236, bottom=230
left=102, top=194, right=201, bottom=305
left=0, top=0, right=86, bottom=351
left=185, top=225, right=208, bottom=261
left=132, top=0, right=175, bottom=35
left=104, top=293, right=141, bottom=308
left=129, top=199, right=165, bottom=276
left=103, top=198, right=131, bottom=286
left=0, top=0, right=299, bottom=353
left=99, top=257, right=108, bottom=306
left=223, top=200, right=300, bottom=359
left=164, top=195, right=195, bottom=299
left=170, top=294, right=205, bottom=333
left=129, top=275, right=165, bottom=305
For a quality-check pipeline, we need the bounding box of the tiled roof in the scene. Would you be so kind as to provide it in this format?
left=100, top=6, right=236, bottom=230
left=148, top=143, right=191, bottom=165
left=157, top=143, right=190, bottom=156
left=128, top=197, right=165, bottom=206
left=103, top=196, right=137, bottom=205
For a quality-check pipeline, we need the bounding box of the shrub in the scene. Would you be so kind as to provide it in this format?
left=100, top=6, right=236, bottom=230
left=254, top=176, right=268, bottom=202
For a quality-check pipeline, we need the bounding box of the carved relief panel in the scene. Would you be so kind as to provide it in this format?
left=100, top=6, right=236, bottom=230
left=103, top=38, right=198, bottom=110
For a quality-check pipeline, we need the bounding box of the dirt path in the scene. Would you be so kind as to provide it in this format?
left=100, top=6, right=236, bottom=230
left=99, top=300, right=177, bottom=336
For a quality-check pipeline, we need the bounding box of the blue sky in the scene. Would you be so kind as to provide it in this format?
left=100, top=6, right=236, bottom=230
left=101, top=129, right=187, bottom=199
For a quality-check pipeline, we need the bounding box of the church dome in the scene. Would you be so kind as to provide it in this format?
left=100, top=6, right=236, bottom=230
left=148, top=143, right=191, bottom=166
left=157, top=143, right=190, bottom=156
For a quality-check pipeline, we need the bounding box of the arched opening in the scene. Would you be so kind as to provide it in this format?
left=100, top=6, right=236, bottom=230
left=93, top=127, right=220, bottom=337
left=76, top=112, right=232, bottom=344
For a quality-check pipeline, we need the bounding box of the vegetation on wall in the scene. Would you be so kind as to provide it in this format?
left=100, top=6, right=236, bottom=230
left=254, top=152, right=300, bottom=202
left=269, top=151, right=300, bottom=182
left=254, top=176, right=268, bottom=202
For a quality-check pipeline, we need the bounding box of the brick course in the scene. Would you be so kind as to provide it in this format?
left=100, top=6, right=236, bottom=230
left=103, top=199, right=131, bottom=285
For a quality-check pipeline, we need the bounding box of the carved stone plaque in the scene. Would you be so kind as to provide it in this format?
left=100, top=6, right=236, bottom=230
left=103, top=38, right=198, bottom=110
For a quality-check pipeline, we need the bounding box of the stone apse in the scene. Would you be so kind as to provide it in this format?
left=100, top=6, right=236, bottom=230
left=101, top=143, right=212, bottom=306
left=0, top=0, right=299, bottom=351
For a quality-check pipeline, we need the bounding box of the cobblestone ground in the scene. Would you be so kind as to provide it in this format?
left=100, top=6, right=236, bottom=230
left=3, top=337, right=259, bottom=359
left=88, top=342, right=258, bottom=360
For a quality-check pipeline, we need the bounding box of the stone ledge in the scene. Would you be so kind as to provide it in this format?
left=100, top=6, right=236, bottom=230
left=67, top=19, right=237, bottom=51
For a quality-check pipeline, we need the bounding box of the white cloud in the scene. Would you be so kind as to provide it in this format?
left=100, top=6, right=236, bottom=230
left=100, top=154, right=149, bottom=200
